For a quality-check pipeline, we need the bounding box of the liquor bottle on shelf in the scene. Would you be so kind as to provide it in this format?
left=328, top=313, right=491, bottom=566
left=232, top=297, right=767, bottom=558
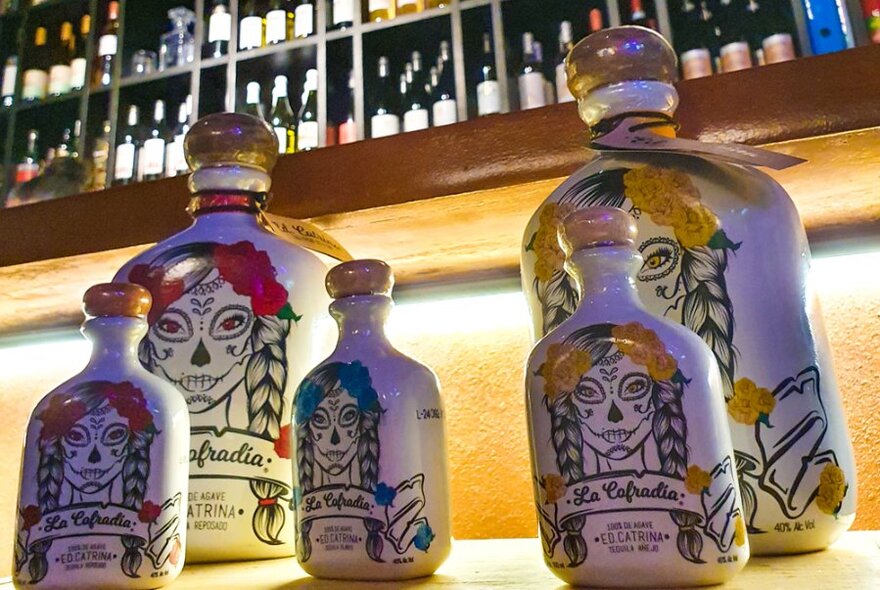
left=48, top=22, right=74, bottom=97
left=476, top=32, right=500, bottom=116
left=295, top=0, right=315, bottom=38
left=114, top=105, right=142, bottom=186
left=518, top=32, right=546, bottom=111
left=397, top=0, right=419, bottom=16
left=207, top=0, right=232, bottom=57
left=22, top=27, right=49, bottom=102
left=743, top=0, right=796, bottom=65
left=271, top=75, right=297, bottom=154
left=333, top=0, right=354, bottom=29
left=71, top=15, right=89, bottom=90
left=240, top=0, right=265, bottom=51
left=369, top=0, right=394, bottom=22
left=866, top=0, right=880, bottom=44
left=589, top=7, right=604, bottom=32
left=555, top=21, right=575, bottom=104
left=244, top=81, right=265, bottom=119
left=94, top=1, right=120, bottom=88
left=297, top=69, right=319, bottom=151
left=371, top=56, right=400, bottom=138
left=432, top=41, right=456, bottom=126
left=762, top=32, right=796, bottom=64
left=160, top=7, right=196, bottom=70
left=2, top=56, right=17, bottom=107
left=166, top=100, right=191, bottom=177
left=141, top=100, right=169, bottom=182
left=92, top=119, right=111, bottom=189
left=16, top=130, right=40, bottom=186
left=403, top=58, right=429, bottom=132
left=339, top=70, right=357, bottom=144
left=628, top=0, right=657, bottom=29
left=536, top=41, right=555, bottom=106
left=56, top=120, right=81, bottom=159
left=678, top=0, right=717, bottom=79
left=266, top=0, right=292, bottom=45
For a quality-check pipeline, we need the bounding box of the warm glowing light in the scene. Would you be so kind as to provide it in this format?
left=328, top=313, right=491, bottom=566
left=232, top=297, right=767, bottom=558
left=811, top=249, right=880, bottom=293
left=389, top=289, right=530, bottom=337
left=0, top=333, right=90, bottom=377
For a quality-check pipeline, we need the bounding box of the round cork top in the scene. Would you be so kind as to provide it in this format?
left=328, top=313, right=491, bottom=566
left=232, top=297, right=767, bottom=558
left=184, top=112, right=279, bottom=174
left=83, top=283, right=152, bottom=319
left=326, top=259, right=394, bottom=299
left=566, top=26, right=677, bottom=100
left=559, top=207, right=637, bottom=255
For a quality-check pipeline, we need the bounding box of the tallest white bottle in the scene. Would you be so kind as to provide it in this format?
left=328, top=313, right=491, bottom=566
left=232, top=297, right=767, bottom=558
left=115, top=113, right=331, bottom=561
left=521, top=27, right=856, bottom=554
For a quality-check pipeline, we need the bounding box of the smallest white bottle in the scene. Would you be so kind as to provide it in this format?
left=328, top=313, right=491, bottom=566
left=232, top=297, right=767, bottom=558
left=13, top=283, right=189, bottom=590
left=292, top=259, right=452, bottom=580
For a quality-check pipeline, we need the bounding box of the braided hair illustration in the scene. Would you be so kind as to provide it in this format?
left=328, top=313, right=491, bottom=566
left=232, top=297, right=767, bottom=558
left=545, top=324, right=704, bottom=565
left=293, top=361, right=384, bottom=563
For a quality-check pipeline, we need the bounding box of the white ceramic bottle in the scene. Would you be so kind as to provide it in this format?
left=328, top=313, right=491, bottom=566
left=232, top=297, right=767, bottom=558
left=114, top=113, right=331, bottom=561
left=526, top=208, right=748, bottom=587
left=521, top=27, right=855, bottom=555
left=292, top=259, right=452, bottom=580
left=13, top=283, right=189, bottom=589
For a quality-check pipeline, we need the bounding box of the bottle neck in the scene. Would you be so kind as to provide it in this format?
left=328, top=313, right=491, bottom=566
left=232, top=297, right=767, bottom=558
left=330, top=295, right=393, bottom=347
left=187, top=191, right=266, bottom=220
left=579, top=80, right=679, bottom=133
left=566, top=246, right=644, bottom=313
left=82, top=317, right=147, bottom=367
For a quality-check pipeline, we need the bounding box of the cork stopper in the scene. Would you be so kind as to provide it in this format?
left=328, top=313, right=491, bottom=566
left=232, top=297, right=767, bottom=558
left=184, top=112, right=279, bottom=194
left=559, top=207, right=637, bottom=255
left=83, top=283, right=152, bottom=319
left=326, top=259, right=394, bottom=299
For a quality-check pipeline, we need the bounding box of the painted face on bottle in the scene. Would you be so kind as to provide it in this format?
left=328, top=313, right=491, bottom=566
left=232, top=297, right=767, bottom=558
left=632, top=211, right=684, bottom=315
left=572, top=352, right=654, bottom=461
left=310, top=385, right=360, bottom=476
left=61, top=403, right=128, bottom=494
left=146, top=269, right=255, bottom=412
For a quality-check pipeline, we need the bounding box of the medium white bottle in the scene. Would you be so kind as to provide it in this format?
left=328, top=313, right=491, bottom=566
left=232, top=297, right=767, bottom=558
left=526, top=208, right=749, bottom=587
left=292, top=259, right=452, bottom=580
left=14, top=283, right=190, bottom=589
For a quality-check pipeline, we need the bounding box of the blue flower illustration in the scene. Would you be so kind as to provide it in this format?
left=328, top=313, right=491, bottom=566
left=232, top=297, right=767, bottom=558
left=339, top=361, right=379, bottom=412
left=293, top=486, right=303, bottom=506
left=374, top=482, right=397, bottom=507
left=414, top=523, right=435, bottom=552
left=294, top=379, right=323, bottom=424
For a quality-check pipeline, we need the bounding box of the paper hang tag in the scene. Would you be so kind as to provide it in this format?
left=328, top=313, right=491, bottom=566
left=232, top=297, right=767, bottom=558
left=259, top=211, right=353, bottom=262
left=590, top=119, right=806, bottom=171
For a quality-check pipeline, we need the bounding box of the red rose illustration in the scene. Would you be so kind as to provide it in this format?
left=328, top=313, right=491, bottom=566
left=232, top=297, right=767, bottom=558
left=38, top=394, right=88, bottom=441
left=274, top=423, right=292, bottom=459
left=129, top=263, right=185, bottom=324
left=168, top=538, right=182, bottom=566
left=21, top=505, right=41, bottom=530
left=214, top=241, right=289, bottom=317
left=106, top=382, right=154, bottom=432
left=138, top=501, right=162, bottom=523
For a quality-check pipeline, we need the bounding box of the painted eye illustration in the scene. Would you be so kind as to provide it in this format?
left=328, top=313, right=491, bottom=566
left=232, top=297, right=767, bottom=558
left=154, top=309, right=193, bottom=343
left=638, top=237, right=680, bottom=282
left=101, top=423, right=130, bottom=446
left=619, top=373, right=652, bottom=402
left=64, top=425, right=91, bottom=447
left=311, top=408, right=331, bottom=430
left=210, top=305, right=253, bottom=341
left=574, top=377, right=606, bottom=405
left=338, top=404, right=359, bottom=428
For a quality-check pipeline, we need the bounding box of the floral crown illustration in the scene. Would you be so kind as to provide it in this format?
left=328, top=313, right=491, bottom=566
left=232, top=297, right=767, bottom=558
left=37, top=381, right=156, bottom=442
left=129, top=241, right=299, bottom=324
left=294, top=361, right=380, bottom=424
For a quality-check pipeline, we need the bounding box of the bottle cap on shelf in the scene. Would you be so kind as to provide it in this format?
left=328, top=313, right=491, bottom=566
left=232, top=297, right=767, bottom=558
left=304, top=69, right=318, bottom=91
left=83, top=282, right=152, bottom=319
left=246, top=81, right=261, bottom=104
left=326, top=259, right=394, bottom=299
left=559, top=207, right=637, bottom=255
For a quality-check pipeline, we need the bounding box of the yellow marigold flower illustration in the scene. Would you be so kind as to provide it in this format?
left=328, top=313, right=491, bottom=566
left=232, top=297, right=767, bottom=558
left=541, top=343, right=592, bottom=400
left=674, top=202, right=720, bottom=249
left=734, top=515, right=746, bottom=547
left=727, top=378, right=776, bottom=425
left=648, top=351, right=678, bottom=381
left=542, top=473, right=567, bottom=504
left=816, top=463, right=847, bottom=515
left=532, top=203, right=574, bottom=282
left=684, top=465, right=712, bottom=494
left=611, top=322, right=678, bottom=380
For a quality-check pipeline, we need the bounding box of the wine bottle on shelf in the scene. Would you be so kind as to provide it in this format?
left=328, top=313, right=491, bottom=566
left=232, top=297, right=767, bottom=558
left=239, top=0, right=264, bottom=50
left=628, top=0, right=657, bottom=29
left=537, top=41, right=556, bottom=106
left=207, top=0, right=231, bottom=57
left=266, top=0, right=291, bottom=45
left=403, top=57, right=429, bottom=132
left=244, top=80, right=265, bottom=119
left=271, top=74, right=297, bottom=154
left=555, top=21, right=575, bottom=103
left=333, top=0, right=354, bottom=29
left=70, top=15, right=89, bottom=90
left=92, top=119, right=111, bottom=189
left=56, top=120, right=81, bottom=159
left=433, top=40, right=457, bottom=126
left=371, top=56, right=400, bottom=138
left=518, top=32, right=546, bottom=110
left=679, top=0, right=717, bottom=79
left=762, top=32, right=796, bottom=64
left=476, top=32, right=500, bottom=116
left=338, top=70, right=357, bottom=144
left=22, top=27, right=49, bottom=102
left=295, top=0, right=315, bottom=38
left=369, top=0, right=394, bottom=22
left=48, top=22, right=74, bottom=97
left=589, top=7, right=604, bottom=32
left=93, top=1, right=120, bottom=88
left=16, top=130, right=40, bottom=186
left=114, top=105, right=142, bottom=186
left=297, top=69, right=319, bottom=151
left=142, top=100, right=169, bottom=182
left=1, top=56, right=17, bottom=107
left=397, top=0, right=419, bottom=15
left=166, top=100, right=191, bottom=177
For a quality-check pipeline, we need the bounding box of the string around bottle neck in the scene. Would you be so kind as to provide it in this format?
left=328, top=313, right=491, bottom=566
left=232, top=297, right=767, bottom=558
left=589, top=111, right=680, bottom=141
left=187, top=190, right=268, bottom=216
